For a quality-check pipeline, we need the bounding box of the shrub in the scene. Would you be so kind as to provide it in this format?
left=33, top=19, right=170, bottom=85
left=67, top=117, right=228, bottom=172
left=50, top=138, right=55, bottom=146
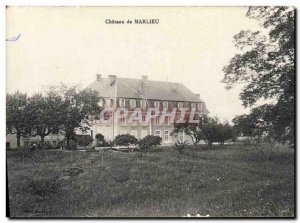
left=138, top=135, right=162, bottom=150
left=75, top=135, right=93, bottom=147
left=114, top=134, right=138, bottom=148
left=95, top=133, right=105, bottom=146
left=173, top=140, right=189, bottom=154
left=27, top=174, right=62, bottom=198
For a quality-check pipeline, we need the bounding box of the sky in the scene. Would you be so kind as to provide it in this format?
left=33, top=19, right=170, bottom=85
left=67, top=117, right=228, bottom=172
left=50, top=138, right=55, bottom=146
left=6, top=6, right=261, bottom=122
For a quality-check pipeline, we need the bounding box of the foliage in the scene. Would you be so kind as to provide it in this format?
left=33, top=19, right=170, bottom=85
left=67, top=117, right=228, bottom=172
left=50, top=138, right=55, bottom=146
left=26, top=93, right=61, bottom=144
left=65, top=167, right=84, bottom=177
left=173, top=140, right=189, bottom=154
left=138, top=135, right=162, bottom=150
left=28, top=175, right=62, bottom=199
left=223, top=7, right=295, bottom=144
left=171, top=119, right=204, bottom=145
left=184, top=116, right=235, bottom=148
left=7, top=84, right=101, bottom=149
left=6, top=92, right=31, bottom=147
left=75, top=135, right=93, bottom=147
left=45, top=84, right=101, bottom=148
left=113, top=134, right=138, bottom=148
left=66, top=139, right=77, bottom=150
left=201, top=116, right=220, bottom=148
left=95, top=133, right=105, bottom=146
left=233, top=104, right=279, bottom=160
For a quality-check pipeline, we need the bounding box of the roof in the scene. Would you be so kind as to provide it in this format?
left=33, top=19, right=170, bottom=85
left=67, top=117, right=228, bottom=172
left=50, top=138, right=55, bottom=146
left=87, top=77, right=205, bottom=103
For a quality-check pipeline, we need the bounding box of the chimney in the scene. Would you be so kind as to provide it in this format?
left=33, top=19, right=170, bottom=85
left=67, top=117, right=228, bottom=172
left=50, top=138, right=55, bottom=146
left=141, top=75, right=148, bottom=81
left=108, top=75, right=117, bottom=85
left=195, top=94, right=200, bottom=98
left=139, top=76, right=148, bottom=95
left=96, top=74, right=101, bottom=81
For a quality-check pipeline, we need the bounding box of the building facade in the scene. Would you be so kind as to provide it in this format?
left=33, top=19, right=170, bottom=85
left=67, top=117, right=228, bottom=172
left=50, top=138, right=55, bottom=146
left=88, top=74, right=209, bottom=145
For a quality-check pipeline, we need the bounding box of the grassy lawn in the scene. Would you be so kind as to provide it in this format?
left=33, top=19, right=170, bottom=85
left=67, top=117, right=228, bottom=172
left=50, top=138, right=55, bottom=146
left=7, top=144, right=294, bottom=218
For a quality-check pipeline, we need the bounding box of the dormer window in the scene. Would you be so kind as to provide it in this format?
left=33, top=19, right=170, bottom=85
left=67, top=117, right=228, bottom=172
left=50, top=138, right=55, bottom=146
left=154, top=101, right=160, bottom=108
left=141, top=100, right=147, bottom=108
left=106, top=98, right=113, bottom=107
left=177, top=102, right=183, bottom=108
left=198, top=103, right=203, bottom=111
left=98, top=99, right=104, bottom=107
left=130, top=99, right=136, bottom=108
left=119, top=99, right=126, bottom=107
left=163, top=101, right=168, bottom=108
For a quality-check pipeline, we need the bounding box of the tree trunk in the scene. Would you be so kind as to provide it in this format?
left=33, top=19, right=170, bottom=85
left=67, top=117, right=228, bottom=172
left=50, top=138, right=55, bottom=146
left=17, top=132, right=21, bottom=148
left=208, top=142, right=212, bottom=149
left=41, top=135, right=45, bottom=150
left=66, top=134, right=70, bottom=149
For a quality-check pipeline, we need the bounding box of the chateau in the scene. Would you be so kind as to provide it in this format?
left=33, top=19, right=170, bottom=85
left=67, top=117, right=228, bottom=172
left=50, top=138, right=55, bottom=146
left=6, top=74, right=209, bottom=148
left=88, top=74, right=209, bottom=145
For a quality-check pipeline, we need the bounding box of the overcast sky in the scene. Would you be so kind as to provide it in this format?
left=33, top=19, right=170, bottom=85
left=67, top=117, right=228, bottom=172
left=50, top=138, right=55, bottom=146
left=6, top=6, right=261, bottom=122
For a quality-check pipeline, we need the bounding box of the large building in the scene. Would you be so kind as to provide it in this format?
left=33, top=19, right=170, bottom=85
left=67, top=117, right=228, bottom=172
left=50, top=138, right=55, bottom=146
left=88, top=74, right=209, bottom=145
left=6, top=74, right=209, bottom=148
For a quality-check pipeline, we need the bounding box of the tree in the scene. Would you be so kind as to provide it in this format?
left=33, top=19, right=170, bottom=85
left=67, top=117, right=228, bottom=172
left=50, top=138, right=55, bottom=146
left=171, top=121, right=204, bottom=145
left=222, top=7, right=295, bottom=144
left=6, top=92, right=31, bottom=147
left=26, top=93, right=61, bottom=145
left=47, top=84, right=101, bottom=149
left=216, top=122, right=236, bottom=145
left=233, top=104, right=277, bottom=145
left=233, top=105, right=278, bottom=160
left=114, top=134, right=138, bottom=148
left=201, top=116, right=220, bottom=148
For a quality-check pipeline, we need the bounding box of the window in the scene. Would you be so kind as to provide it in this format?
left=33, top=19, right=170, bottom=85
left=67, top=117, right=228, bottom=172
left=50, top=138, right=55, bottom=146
left=141, top=130, right=148, bottom=139
left=130, top=99, right=136, bottom=108
left=52, top=141, right=57, bottom=147
left=198, top=103, right=203, bottom=111
left=130, top=130, right=138, bottom=138
left=165, top=116, right=170, bottom=125
left=120, top=117, right=126, bottom=126
left=119, top=99, right=125, bottom=107
left=141, top=100, right=147, bottom=108
left=164, top=130, right=170, bottom=142
left=155, top=130, right=161, bottom=138
left=104, top=111, right=112, bottom=125
left=98, top=99, right=104, bottom=107
left=163, top=101, right=168, bottom=108
left=106, top=98, right=114, bottom=107
left=142, top=115, right=147, bottom=125
left=154, top=101, right=160, bottom=108
left=191, top=103, right=196, bottom=109
left=155, top=116, right=160, bottom=126
left=177, top=102, right=183, bottom=108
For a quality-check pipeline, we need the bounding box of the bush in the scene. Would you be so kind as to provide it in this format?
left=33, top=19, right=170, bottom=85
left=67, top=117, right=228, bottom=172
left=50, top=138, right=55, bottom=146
left=95, top=133, right=105, bottom=146
left=138, top=135, right=162, bottom=150
left=75, top=135, right=93, bottom=147
left=27, top=174, right=62, bottom=198
left=173, top=140, right=189, bottom=154
left=114, top=134, right=138, bottom=148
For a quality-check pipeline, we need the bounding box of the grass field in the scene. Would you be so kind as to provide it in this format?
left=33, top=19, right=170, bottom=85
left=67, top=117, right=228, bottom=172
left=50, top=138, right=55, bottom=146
left=7, top=144, right=295, bottom=218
